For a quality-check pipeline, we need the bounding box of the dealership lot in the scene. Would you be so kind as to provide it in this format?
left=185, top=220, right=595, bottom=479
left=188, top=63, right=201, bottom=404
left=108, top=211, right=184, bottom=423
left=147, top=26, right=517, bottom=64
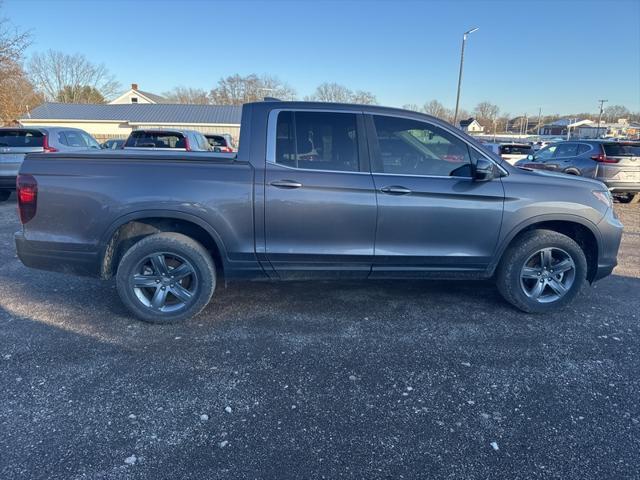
left=0, top=196, right=639, bottom=479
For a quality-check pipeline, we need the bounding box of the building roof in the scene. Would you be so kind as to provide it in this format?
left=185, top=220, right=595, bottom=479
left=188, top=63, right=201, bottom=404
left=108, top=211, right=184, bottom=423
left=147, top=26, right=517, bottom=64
left=459, top=117, right=479, bottom=127
left=135, top=90, right=167, bottom=104
left=22, top=103, right=243, bottom=125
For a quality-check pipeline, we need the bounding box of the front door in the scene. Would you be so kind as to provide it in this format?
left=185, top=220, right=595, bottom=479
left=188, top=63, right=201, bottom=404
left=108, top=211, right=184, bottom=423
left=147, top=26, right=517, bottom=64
left=366, top=114, right=505, bottom=276
left=264, top=110, right=377, bottom=278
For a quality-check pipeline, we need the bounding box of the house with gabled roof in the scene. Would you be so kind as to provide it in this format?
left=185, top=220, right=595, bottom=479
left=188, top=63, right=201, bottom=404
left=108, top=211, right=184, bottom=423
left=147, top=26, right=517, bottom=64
left=109, top=83, right=168, bottom=105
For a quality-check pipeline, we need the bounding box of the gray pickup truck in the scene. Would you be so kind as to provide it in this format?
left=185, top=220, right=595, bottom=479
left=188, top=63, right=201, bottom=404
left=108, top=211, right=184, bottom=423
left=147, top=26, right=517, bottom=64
left=15, top=101, right=623, bottom=323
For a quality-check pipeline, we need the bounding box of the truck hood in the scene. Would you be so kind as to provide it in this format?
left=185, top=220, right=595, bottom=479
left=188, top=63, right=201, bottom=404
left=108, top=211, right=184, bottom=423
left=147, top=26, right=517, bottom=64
left=515, top=166, right=608, bottom=190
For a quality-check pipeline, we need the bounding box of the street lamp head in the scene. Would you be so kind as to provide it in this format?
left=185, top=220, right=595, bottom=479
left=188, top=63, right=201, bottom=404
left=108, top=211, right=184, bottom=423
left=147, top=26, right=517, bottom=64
left=465, top=27, right=479, bottom=35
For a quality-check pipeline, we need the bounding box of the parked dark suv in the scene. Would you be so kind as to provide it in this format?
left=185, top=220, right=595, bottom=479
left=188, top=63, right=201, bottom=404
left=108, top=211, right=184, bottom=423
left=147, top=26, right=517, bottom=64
left=516, top=140, right=640, bottom=202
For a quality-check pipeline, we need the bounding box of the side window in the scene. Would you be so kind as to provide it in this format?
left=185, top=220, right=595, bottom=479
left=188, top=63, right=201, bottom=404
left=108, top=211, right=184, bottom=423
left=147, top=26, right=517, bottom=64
left=535, top=145, right=557, bottom=161
left=577, top=144, right=592, bottom=155
left=372, top=115, right=471, bottom=177
left=80, top=132, right=100, bottom=149
left=274, top=111, right=359, bottom=172
left=554, top=143, right=578, bottom=158
left=64, top=130, right=87, bottom=147
left=57, top=132, right=69, bottom=146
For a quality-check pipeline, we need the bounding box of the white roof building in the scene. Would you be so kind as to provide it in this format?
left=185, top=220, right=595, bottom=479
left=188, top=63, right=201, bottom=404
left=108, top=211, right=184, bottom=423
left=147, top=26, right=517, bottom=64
left=109, top=83, right=168, bottom=105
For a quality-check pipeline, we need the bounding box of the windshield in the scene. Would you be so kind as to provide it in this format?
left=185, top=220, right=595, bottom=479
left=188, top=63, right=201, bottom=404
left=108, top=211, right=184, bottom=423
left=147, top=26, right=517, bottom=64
left=0, top=130, right=44, bottom=148
left=603, top=143, right=640, bottom=157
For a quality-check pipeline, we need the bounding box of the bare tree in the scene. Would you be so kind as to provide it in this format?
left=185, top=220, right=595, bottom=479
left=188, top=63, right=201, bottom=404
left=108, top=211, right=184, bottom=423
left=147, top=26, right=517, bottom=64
left=422, top=100, right=448, bottom=119
left=350, top=90, right=377, bottom=105
left=604, top=105, right=630, bottom=122
left=163, top=86, right=210, bottom=104
left=210, top=74, right=295, bottom=105
left=402, top=103, right=421, bottom=112
left=306, top=82, right=376, bottom=104
left=0, top=5, right=40, bottom=122
left=305, top=82, right=353, bottom=103
left=27, top=50, right=120, bottom=102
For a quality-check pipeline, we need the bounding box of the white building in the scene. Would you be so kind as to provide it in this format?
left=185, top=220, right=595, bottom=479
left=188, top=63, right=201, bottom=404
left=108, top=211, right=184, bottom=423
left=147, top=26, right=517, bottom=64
left=458, top=118, right=485, bottom=134
left=109, top=83, right=167, bottom=105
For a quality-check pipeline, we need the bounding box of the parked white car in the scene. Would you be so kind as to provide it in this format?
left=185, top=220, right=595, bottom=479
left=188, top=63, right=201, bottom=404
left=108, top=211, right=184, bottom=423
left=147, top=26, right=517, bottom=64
left=483, top=143, right=535, bottom=165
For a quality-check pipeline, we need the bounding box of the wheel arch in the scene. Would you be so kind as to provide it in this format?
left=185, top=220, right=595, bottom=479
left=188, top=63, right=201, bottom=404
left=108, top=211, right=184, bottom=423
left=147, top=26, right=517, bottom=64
left=489, top=215, right=601, bottom=283
left=100, top=210, right=227, bottom=280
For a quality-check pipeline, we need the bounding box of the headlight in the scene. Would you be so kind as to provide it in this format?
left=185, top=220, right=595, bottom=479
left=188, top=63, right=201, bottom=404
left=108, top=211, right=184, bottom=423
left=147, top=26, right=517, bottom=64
left=592, top=190, right=613, bottom=208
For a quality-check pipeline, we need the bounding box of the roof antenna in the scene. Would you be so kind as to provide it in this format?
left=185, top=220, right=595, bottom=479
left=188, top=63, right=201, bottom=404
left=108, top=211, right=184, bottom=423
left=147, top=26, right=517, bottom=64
left=263, top=97, right=281, bottom=102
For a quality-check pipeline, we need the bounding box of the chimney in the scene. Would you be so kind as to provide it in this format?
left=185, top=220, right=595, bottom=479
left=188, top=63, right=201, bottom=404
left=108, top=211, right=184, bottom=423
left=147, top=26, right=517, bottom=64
left=131, top=83, right=138, bottom=90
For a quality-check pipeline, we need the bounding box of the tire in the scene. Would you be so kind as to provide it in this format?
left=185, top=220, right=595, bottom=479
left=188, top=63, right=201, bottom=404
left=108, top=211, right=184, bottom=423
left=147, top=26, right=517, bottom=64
left=116, top=232, right=216, bottom=324
left=496, top=229, right=587, bottom=313
left=0, top=190, right=11, bottom=202
left=615, top=193, right=635, bottom=204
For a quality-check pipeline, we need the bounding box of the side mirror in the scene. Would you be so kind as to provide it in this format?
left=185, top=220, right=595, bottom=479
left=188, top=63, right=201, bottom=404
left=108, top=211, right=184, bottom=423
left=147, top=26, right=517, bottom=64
left=474, top=158, right=496, bottom=182
left=526, top=154, right=534, bottom=161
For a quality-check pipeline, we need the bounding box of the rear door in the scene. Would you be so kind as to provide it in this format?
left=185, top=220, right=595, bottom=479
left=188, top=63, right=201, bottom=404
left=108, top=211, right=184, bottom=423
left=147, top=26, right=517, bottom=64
left=545, top=142, right=578, bottom=171
left=366, top=114, right=504, bottom=275
left=264, top=109, right=377, bottom=278
left=0, top=130, right=44, bottom=183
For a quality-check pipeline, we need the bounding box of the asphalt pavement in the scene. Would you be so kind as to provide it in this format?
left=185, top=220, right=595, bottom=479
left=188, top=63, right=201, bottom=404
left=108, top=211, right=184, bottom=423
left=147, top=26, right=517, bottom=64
left=0, top=194, right=639, bottom=479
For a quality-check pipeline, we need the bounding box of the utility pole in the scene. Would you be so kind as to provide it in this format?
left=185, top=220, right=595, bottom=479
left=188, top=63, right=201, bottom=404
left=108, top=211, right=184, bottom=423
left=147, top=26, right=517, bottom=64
left=453, top=27, right=479, bottom=127
left=597, top=99, right=608, bottom=139
left=536, top=107, right=542, bottom=136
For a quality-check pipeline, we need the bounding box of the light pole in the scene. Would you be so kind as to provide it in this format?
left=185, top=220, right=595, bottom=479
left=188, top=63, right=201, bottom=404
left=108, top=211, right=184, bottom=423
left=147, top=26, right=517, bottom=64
left=597, top=99, right=608, bottom=138
left=453, top=27, right=479, bottom=127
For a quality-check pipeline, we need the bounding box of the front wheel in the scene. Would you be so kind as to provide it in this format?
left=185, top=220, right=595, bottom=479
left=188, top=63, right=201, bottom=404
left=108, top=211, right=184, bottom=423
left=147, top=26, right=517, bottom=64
left=116, top=232, right=216, bottom=323
left=496, top=230, right=587, bottom=313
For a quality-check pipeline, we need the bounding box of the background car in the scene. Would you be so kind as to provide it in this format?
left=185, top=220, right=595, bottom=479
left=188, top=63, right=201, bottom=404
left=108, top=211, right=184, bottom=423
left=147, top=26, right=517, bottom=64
left=482, top=142, right=535, bottom=165
left=205, top=134, right=236, bottom=153
left=101, top=139, right=125, bottom=149
left=516, top=140, right=640, bottom=202
left=124, top=129, right=211, bottom=151
left=0, top=126, right=100, bottom=201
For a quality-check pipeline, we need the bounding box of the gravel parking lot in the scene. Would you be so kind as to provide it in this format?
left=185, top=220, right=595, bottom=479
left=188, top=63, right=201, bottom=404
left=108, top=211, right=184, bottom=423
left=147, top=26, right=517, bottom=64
left=0, top=194, right=638, bottom=479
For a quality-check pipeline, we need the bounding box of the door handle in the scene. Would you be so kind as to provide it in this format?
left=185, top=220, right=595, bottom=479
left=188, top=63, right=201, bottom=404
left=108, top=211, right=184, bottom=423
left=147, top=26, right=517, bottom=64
left=270, top=180, right=303, bottom=189
left=380, top=185, right=412, bottom=195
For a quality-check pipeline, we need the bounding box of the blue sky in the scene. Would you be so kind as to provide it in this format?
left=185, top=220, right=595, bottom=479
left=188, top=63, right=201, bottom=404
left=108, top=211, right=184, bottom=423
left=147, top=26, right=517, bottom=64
left=5, top=0, right=640, bottom=115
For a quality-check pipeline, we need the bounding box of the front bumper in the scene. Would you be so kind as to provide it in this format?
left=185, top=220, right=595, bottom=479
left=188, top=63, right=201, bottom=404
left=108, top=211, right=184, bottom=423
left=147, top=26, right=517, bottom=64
left=15, top=231, right=101, bottom=277
left=592, top=209, right=624, bottom=282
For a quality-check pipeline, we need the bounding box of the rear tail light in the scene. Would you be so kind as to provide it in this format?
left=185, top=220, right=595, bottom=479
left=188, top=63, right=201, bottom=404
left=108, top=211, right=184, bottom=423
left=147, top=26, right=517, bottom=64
left=221, top=146, right=233, bottom=153
left=591, top=153, right=618, bottom=163
left=17, top=174, right=38, bottom=224
left=184, top=136, right=191, bottom=152
left=42, top=135, right=58, bottom=153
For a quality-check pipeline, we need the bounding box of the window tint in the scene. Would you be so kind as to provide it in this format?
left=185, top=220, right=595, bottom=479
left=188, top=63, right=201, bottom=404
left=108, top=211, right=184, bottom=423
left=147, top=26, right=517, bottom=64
left=554, top=143, right=578, bottom=157
left=64, top=130, right=88, bottom=147
left=0, top=130, right=43, bottom=147
left=577, top=144, right=592, bottom=155
left=603, top=143, right=640, bottom=156
left=275, top=111, right=359, bottom=172
left=500, top=144, right=533, bottom=155
left=372, top=115, right=471, bottom=176
left=125, top=131, right=185, bottom=148
left=57, top=132, right=69, bottom=146
left=535, top=145, right=557, bottom=160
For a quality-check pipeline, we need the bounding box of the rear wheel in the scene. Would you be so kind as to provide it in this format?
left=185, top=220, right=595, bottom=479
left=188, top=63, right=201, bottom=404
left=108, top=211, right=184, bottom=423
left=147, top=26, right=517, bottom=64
left=0, top=190, right=11, bottom=202
left=116, top=232, right=216, bottom=323
left=496, top=230, right=587, bottom=313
